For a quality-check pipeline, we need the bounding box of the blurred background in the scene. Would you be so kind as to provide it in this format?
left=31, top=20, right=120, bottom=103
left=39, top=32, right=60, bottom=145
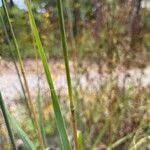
left=0, top=0, right=150, bottom=149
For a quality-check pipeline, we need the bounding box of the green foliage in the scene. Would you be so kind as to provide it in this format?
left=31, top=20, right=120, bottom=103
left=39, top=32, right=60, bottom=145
left=0, top=0, right=149, bottom=60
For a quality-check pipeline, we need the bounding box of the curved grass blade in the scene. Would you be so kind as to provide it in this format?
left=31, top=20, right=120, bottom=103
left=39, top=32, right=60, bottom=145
left=1, top=0, right=45, bottom=149
left=107, top=133, right=133, bottom=150
left=56, top=0, right=78, bottom=149
left=92, top=120, right=109, bottom=149
left=129, top=135, right=150, bottom=150
left=7, top=112, right=36, bottom=150
left=25, top=0, right=71, bottom=149
left=0, top=92, right=17, bottom=150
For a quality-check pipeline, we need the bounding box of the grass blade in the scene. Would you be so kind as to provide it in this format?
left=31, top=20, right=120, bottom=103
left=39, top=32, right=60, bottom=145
left=92, top=120, right=109, bottom=149
left=7, top=112, right=36, bottom=150
left=56, top=0, right=78, bottom=149
left=107, top=133, right=133, bottom=150
left=0, top=92, right=17, bottom=150
left=34, top=34, right=48, bottom=148
left=25, top=0, right=71, bottom=149
left=77, top=130, right=83, bottom=150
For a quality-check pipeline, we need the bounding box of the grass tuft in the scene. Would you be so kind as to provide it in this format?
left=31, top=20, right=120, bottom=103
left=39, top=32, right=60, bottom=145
left=1, top=0, right=45, bottom=148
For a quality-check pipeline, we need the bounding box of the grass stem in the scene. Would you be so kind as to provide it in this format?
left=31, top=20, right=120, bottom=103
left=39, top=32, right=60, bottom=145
left=56, top=0, right=78, bottom=149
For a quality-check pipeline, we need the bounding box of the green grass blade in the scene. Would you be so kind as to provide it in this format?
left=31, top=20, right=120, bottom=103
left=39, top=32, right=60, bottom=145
left=7, top=112, right=36, bottom=150
left=56, top=0, right=78, bottom=148
left=77, top=130, right=83, bottom=150
left=25, top=0, right=71, bottom=149
left=92, top=120, right=109, bottom=149
left=34, top=35, right=48, bottom=148
left=107, top=133, right=133, bottom=150
left=0, top=92, right=17, bottom=150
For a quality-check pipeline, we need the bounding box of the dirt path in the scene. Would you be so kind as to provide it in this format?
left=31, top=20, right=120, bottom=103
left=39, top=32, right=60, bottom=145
left=0, top=59, right=150, bottom=103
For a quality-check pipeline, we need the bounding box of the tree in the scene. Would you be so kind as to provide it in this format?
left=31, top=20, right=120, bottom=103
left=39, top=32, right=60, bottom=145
left=9, top=0, right=14, bottom=6
left=72, top=0, right=81, bottom=37
left=92, top=0, right=103, bottom=41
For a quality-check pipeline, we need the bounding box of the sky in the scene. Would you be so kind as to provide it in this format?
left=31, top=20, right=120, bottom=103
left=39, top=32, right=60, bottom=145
left=0, top=0, right=26, bottom=9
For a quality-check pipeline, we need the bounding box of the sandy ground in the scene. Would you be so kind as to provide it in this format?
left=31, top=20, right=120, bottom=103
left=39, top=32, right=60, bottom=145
left=0, top=59, right=150, bottom=103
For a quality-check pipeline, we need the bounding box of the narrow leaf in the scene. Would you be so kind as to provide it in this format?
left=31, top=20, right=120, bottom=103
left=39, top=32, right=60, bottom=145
left=25, top=0, right=71, bottom=149
left=0, top=92, right=17, bottom=150
left=77, top=130, right=83, bottom=150
left=8, top=112, right=36, bottom=150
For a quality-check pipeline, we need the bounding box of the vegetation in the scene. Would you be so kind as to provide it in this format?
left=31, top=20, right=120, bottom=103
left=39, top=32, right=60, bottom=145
left=0, top=0, right=149, bottom=149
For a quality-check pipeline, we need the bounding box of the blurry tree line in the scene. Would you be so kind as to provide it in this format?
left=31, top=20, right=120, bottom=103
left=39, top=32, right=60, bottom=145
left=0, top=0, right=150, bottom=63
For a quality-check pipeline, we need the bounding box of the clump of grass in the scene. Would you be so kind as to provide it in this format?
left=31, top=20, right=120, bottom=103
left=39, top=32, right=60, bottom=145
left=1, top=0, right=44, bottom=149
left=129, top=135, right=150, bottom=150
left=0, top=10, right=34, bottom=126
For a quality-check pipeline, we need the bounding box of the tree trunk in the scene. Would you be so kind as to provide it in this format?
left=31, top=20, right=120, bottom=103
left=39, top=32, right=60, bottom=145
left=9, top=0, right=14, bottom=7
left=129, top=0, right=142, bottom=50
left=92, top=0, right=103, bottom=41
left=72, top=0, right=81, bottom=37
